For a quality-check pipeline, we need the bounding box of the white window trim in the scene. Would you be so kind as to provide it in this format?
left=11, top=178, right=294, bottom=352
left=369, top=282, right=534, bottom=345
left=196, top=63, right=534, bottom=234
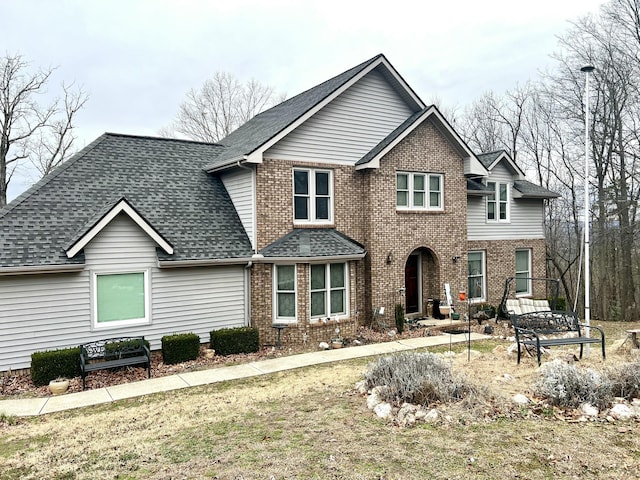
left=293, top=168, right=334, bottom=225
left=467, top=251, right=486, bottom=303
left=396, top=172, right=444, bottom=211
left=91, top=269, right=151, bottom=330
left=515, top=249, right=532, bottom=297
left=486, top=181, right=511, bottom=223
left=273, top=264, right=297, bottom=324
left=310, top=262, right=349, bottom=321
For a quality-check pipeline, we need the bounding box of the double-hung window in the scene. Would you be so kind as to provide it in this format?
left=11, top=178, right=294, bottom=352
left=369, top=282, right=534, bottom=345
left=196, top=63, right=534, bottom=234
left=396, top=172, right=443, bottom=211
left=310, top=263, right=347, bottom=319
left=293, top=168, right=333, bottom=224
left=467, top=251, right=486, bottom=302
left=93, top=271, right=150, bottom=329
left=275, top=265, right=297, bottom=322
left=515, top=249, right=532, bottom=296
left=487, top=182, right=509, bottom=221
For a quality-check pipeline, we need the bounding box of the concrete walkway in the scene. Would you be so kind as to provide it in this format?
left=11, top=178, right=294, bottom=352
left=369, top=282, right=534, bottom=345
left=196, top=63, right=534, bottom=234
left=0, top=332, right=487, bottom=417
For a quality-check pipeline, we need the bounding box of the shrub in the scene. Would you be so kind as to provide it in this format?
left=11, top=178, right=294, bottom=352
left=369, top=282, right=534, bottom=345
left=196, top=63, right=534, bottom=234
left=211, top=327, right=259, bottom=356
left=534, top=360, right=612, bottom=409
left=362, top=352, right=475, bottom=406
left=161, top=333, right=201, bottom=365
left=476, top=303, right=496, bottom=319
left=607, top=361, right=640, bottom=400
left=395, top=303, right=405, bottom=334
left=552, top=296, right=567, bottom=311
left=104, top=338, right=150, bottom=359
left=31, top=347, right=81, bottom=386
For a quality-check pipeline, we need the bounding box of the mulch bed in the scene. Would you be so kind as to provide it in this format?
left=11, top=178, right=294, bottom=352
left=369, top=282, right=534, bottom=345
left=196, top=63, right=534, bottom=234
left=0, top=320, right=510, bottom=399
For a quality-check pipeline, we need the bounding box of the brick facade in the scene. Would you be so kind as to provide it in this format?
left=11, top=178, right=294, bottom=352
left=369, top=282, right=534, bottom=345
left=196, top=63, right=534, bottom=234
left=250, top=119, right=476, bottom=346
left=468, top=238, right=548, bottom=305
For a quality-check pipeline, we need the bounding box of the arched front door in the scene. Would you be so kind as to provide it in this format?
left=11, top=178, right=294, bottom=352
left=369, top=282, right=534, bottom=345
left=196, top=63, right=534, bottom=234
left=404, top=248, right=438, bottom=315
left=405, top=253, right=420, bottom=314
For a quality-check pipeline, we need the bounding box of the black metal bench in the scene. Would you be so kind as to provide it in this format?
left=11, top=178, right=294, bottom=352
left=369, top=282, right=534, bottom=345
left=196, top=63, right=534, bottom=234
left=511, top=311, right=605, bottom=366
left=80, top=336, right=151, bottom=389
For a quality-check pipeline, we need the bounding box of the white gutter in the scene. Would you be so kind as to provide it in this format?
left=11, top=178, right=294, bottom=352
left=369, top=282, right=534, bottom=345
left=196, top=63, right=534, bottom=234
left=0, top=264, right=85, bottom=276
left=158, top=257, right=254, bottom=268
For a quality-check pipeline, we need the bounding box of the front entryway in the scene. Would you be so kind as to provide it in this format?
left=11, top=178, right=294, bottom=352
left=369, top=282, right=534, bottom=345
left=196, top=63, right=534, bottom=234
left=405, top=254, right=420, bottom=314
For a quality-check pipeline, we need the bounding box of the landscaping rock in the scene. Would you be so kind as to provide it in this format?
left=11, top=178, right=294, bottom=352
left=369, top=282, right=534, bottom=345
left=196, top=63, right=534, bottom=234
left=318, top=342, right=330, bottom=350
left=512, top=394, right=530, bottom=405
left=610, top=403, right=634, bottom=420
left=424, top=409, right=439, bottom=423
left=580, top=403, right=599, bottom=417
left=374, top=402, right=393, bottom=419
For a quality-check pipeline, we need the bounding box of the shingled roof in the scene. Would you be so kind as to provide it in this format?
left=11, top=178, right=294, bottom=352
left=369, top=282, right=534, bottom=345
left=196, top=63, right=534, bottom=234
left=204, top=53, right=424, bottom=172
left=0, top=134, right=253, bottom=271
left=259, top=229, right=366, bottom=260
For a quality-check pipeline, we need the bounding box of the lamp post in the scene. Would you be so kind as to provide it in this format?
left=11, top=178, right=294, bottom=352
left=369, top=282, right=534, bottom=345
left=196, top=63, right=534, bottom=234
left=581, top=64, right=595, bottom=355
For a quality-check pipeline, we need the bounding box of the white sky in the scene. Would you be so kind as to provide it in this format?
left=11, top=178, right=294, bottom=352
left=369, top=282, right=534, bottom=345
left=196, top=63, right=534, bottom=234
left=2, top=0, right=605, bottom=201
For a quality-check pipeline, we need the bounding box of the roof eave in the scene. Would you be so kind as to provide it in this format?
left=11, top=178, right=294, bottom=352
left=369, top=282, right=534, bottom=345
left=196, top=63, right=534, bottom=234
left=158, top=257, right=254, bottom=268
left=257, top=253, right=366, bottom=263
left=0, top=264, right=85, bottom=276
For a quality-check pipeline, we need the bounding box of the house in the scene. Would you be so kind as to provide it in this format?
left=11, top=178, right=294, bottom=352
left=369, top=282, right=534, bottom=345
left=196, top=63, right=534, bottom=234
left=0, top=54, right=558, bottom=372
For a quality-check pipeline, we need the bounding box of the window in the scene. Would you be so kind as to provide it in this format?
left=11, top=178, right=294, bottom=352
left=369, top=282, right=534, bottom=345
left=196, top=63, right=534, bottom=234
left=275, top=265, right=296, bottom=322
left=93, top=271, right=149, bottom=328
left=487, top=182, right=509, bottom=221
left=293, top=168, right=332, bottom=223
left=467, top=251, right=486, bottom=302
left=310, top=263, right=347, bottom=319
left=515, top=249, right=531, bottom=295
left=396, top=172, right=443, bottom=210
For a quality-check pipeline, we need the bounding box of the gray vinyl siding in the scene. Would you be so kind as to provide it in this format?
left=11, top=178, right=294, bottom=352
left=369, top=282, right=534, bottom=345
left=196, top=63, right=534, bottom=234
left=0, top=213, right=247, bottom=372
left=265, top=69, right=414, bottom=164
left=467, top=164, right=545, bottom=241
left=221, top=168, right=255, bottom=250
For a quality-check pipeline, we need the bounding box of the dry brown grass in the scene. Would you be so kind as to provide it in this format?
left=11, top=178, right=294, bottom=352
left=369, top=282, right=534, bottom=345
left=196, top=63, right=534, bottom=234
left=1, top=321, right=640, bottom=479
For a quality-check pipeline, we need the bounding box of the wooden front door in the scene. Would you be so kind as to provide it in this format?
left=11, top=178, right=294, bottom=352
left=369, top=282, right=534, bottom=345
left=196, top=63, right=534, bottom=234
left=405, top=254, right=420, bottom=314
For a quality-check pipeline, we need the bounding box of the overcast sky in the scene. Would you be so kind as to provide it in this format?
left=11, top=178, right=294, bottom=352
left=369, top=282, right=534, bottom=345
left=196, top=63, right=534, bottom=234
left=3, top=0, right=605, bottom=201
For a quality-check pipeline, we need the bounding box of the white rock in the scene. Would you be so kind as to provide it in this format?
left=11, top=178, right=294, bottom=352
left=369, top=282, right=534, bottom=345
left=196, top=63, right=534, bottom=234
left=512, top=394, right=530, bottom=405
left=610, top=403, right=634, bottom=420
left=387, top=329, right=397, bottom=337
left=507, top=343, right=519, bottom=355
left=318, top=342, right=330, bottom=350
left=424, top=409, right=440, bottom=423
left=352, top=339, right=362, bottom=346
left=367, top=386, right=388, bottom=410
left=579, top=403, right=599, bottom=417
left=354, top=380, right=368, bottom=395
left=374, top=402, right=393, bottom=419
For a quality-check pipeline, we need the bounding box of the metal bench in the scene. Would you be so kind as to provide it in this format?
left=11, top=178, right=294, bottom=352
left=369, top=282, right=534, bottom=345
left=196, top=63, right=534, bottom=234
left=80, top=336, right=151, bottom=389
left=510, top=310, right=605, bottom=366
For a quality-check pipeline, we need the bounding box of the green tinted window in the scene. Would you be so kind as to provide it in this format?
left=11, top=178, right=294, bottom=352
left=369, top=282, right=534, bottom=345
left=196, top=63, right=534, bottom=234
left=97, top=273, right=145, bottom=323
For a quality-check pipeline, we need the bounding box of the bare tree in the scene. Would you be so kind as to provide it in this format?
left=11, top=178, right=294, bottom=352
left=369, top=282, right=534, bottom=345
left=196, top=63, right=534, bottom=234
left=0, top=53, right=87, bottom=206
left=162, top=72, right=285, bottom=143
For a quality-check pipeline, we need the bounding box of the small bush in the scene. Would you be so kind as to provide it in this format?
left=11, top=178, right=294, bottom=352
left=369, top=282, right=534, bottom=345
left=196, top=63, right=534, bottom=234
left=534, top=360, right=612, bottom=409
left=104, top=338, right=150, bottom=359
left=31, top=347, right=81, bottom=386
left=210, top=327, right=259, bottom=356
left=395, top=303, right=405, bottom=334
left=552, top=297, right=567, bottom=311
left=161, top=333, right=201, bottom=365
left=607, top=361, right=640, bottom=400
left=363, top=352, right=475, bottom=406
left=476, top=303, right=496, bottom=319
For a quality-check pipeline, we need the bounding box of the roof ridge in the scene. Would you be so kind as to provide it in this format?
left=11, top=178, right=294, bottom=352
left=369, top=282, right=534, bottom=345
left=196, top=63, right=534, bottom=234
left=103, top=132, right=224, bottom=146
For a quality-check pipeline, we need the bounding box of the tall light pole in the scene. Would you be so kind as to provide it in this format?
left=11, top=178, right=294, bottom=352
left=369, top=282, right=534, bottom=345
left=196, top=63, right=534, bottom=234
left=581, top=64, right=595, bottom=354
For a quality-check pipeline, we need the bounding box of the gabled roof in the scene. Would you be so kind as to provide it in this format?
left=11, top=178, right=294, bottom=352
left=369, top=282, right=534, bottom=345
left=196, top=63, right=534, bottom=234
left=476, top=150, right=525, bottom=177
left=476, top=150, right=559, bottom=199
left=259, top=229, right=366, bottom=261
left=65, top=197, right=174, bottom=258
left=204, top=54, right=425, bottom=172
left=354, top=105, right=486, bottom=175
left=0, top=134, right=253, bottom=272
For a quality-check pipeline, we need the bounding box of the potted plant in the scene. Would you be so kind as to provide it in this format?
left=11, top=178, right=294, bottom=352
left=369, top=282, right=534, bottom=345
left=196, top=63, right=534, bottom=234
left=331, top=327, right=344, bottom=349
left=49, top=377, right=70, bottom=395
